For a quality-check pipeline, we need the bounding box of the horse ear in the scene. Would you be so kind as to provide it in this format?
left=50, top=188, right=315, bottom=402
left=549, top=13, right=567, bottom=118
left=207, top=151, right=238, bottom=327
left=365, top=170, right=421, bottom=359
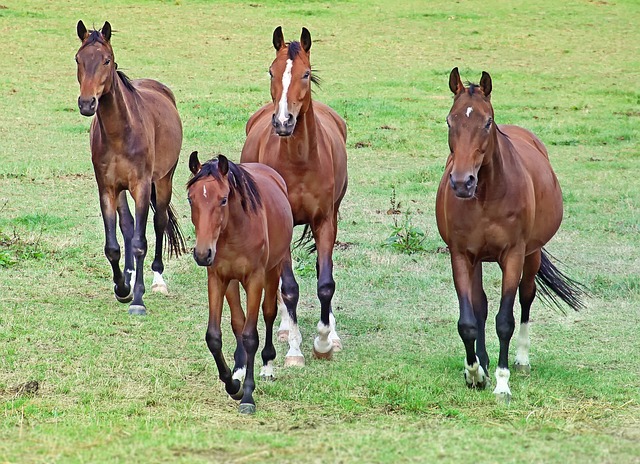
left=449, top=67, right=465, bottom=95
left=189, top=151, right=201, bottom=175
left=77, top=20, right=88, bottom=41
left=102, top=21, right=112, bottom=42
left=480, top=71, right=492, bottom=98
left=217, top=155, right=229, bottom=176
left=273, top=26, right=285, bottom=51
left=300, top=27, right=312, bottom=53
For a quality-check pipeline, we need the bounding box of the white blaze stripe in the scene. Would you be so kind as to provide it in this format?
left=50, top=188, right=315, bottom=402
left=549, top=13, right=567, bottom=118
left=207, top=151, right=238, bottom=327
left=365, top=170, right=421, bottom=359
left=466, top=107, right=473, bottom=117
left=277, top=59, right=293, bottom=124
left=203, top=185, right=207, bottom=198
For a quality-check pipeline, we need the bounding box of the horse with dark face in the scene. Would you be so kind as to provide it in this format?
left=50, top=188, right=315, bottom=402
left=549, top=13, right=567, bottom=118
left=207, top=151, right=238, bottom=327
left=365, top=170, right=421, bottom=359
left=187, top=152, right=293, bottom=414
left=241, top=27, right=348, bottom=366
left=435, top=68, right=585, bottom=402
left=75, top=21, right=185, bottom=315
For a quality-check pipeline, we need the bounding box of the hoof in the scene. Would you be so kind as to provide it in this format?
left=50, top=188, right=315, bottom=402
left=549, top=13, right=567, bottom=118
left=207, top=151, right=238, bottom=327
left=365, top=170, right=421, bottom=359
left=239, top=403, right=256, bottom=415
left=114, top=285, right=133, bottom=303
left=229, top=387, right=244, bottom=401
left=495, top=392, right=512, bottom=405
left=313, top=346, right=333, bottom=360
left=260, top=373, right=275, bottom=382
left=284, top=356, right=305, bottom=368
left=277, top=330, right=289, bottom=343
left=128, top=305, right=147, bottom=316
left=151, top=283, right=169, bottom=295
left=514, top=363, right=531, bottom=375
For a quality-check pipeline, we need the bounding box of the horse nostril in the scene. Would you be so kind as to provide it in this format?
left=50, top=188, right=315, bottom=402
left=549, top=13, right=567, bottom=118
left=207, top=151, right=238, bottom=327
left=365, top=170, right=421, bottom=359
left=466, top=175, right=476, bottom=189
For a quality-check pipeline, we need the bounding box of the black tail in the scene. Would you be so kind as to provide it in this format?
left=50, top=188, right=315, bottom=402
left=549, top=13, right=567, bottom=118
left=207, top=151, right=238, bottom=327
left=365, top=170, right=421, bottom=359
left=293, top=224, right=316, bottom=253
left=150, top=186, right=187, bottom=258
left=535, top=249, right=588, bottom=312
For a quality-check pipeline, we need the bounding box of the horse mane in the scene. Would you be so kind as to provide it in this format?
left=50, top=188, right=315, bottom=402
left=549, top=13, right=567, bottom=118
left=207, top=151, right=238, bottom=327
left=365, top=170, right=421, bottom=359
left=466, top=82, right=478, bottom=96
left=187, top=158, right=262, bottom=213
left=117, top=70, right=136, bottom=92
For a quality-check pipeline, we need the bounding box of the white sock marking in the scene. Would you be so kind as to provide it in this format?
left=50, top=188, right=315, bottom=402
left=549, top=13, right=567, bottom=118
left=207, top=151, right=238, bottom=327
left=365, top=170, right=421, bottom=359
left=464, top=356, right=487, bottom=387
left=232, top=367, right=246, bottom=382
left=285, top=322, right=303, bottom=358
left=515, top=322, right=530, bottom=367
left=466, top=106, right=473, bottom=117
left=276, top=59, right=293, bottom=124
left=152, top=271, right=165, bottom=287
left=314, top=321, right=332, bottom=354
left=259, top=361, right=275, bottom=379
left=493, top=367, right=511, bottom=396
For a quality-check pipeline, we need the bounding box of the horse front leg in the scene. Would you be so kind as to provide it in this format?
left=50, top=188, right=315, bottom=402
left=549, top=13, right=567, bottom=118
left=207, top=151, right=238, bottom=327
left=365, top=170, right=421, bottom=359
left=226, top=279, right=247, bottom=399
left=205, top=272, right=241, bottom=399
left=280, top=250, right=304, bottom=367
left=116, top=191, right=135, bottom=301
left=451, top=253, right=487, bottom=388
left=99, top=190, right=129, bottom=303
left=472, top=263, right=490, bottom=377
left=128, top=182, right=151, bottom=315
left=494, top=249, right=525, bottom=404
left=312, top=217, right=339, bottom=360
left=238, top=276, right=263, bottom=414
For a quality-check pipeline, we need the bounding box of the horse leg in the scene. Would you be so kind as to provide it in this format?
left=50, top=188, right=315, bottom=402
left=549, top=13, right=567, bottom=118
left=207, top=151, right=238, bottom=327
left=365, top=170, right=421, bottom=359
left=281, top=251, right=304, bottom=367
left=127, top=181, right=151, bottom=315
left=239, top=277, right=263, bottom=414
left=472, top=263, right=490, bottom=378
left=451, top=253, right=487, bottom=388
left=493, top=249, right=524, bottom=404
left=260, top=267, right=280, bottom=381
left=205, top=272, right=241, bottom=399
left=99, top=190, right=129, bottom=303
left=276, top=282, right=290, bottom=342
left=116, top=192, right=135, bottom=301
left=150, top=176, right=173, bottom=295
left=312, top=218, right=339, bottom=359
left=226, top=279, right=247, bottom=399
left=515, top=250, right=541, bottom=374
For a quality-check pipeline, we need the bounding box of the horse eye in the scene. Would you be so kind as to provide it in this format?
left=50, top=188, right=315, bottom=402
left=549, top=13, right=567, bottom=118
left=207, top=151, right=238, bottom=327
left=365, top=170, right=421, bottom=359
left=485, top=118, right=493, bottom=129
left=268, top=69, right=273, bottom=79
left=75, top=56, right=79, bottom=63
left=187, top=196, right=192, bottom=206
left=302, top=71, right=310, bottom=79
left=104, top=59, right=111, bottom=65
left=221, top=198, right=228, bottom=206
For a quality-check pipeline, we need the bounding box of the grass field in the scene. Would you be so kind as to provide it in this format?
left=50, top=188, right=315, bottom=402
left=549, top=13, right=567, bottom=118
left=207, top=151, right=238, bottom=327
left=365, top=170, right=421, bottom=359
left=1, top=0, right=639, bottom=462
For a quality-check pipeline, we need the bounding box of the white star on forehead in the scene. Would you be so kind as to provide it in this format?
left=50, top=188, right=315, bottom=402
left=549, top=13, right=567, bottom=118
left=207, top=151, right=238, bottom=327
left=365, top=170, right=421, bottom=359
left=466, top=107, right=473, bottom=117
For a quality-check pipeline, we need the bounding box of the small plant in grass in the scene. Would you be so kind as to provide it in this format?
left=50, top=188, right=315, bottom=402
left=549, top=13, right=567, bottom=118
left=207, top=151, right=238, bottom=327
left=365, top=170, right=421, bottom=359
left=383, top=188, right=426, bottom=254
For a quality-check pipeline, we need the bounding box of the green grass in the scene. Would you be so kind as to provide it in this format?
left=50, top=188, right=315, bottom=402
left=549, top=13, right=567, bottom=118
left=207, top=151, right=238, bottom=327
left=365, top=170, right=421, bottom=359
left=1, top=0, right=639, bottom=462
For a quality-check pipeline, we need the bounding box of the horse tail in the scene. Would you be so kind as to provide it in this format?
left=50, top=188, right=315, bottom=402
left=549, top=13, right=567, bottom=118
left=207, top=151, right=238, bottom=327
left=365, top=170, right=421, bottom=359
left=293, top=224, right=316, bottom=253
left=150, top=185, right=187, bottom=258
left=535, top=248, right=588, bottom=312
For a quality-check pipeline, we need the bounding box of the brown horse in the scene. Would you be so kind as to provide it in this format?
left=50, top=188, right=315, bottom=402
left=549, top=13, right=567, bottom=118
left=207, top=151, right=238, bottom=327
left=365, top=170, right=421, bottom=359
left=435, top=68, right=585, bottom=402
left=187, top=152, right=293, bottom=414
left=75, top=21, right=185, bottom=315
left=241, top=27, right=348, bottom=366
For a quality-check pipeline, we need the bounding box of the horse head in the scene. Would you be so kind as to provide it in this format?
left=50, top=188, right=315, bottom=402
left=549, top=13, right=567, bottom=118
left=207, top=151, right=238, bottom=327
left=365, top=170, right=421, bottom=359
left=269, top=26, right=314, bottom=137
left=187, top=152, right=231, bottom=267
left=446, top=67, right=496, bottom=199
left=75, top=20, right=116, bottom=116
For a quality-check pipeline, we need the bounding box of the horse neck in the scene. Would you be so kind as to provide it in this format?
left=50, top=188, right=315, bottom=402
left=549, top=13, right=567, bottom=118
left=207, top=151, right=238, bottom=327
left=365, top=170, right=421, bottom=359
left=478, top=129, right=510, bottom=197
left=281, top=101, right=318, bottom=161
left=95, top=72, right=136, bottom=138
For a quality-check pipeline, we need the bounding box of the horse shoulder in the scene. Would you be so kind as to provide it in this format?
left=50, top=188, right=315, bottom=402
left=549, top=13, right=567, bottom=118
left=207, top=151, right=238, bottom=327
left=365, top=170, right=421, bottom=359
left=133, top=78, right=177, bottom=106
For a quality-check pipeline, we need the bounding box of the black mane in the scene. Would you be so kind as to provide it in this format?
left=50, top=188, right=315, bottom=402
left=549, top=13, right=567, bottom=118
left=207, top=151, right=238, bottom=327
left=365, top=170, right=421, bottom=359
left=466, top=82, right=479, bottom=96
left=288, top=41, right=301, bottom=60
left=187, top=158, right=262, bottom=213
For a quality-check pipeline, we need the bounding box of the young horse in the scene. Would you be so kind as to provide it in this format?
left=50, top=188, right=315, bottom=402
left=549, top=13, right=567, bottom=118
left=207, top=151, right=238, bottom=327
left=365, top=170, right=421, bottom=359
left=75, top=21, right=185, bottom=315
left=435, top=68, right=586, bottom=402
left=241, top=27, right=348, bottom=366
left=187, top=152, right=293, bottom=414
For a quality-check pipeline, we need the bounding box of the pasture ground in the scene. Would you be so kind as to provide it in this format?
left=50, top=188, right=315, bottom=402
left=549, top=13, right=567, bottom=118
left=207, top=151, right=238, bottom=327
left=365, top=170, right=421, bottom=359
left=1, top=0, right=639, bottom=462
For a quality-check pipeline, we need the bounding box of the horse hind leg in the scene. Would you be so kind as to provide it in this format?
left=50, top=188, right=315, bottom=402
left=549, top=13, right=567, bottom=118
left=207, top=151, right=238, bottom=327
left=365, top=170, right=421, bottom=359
left=281, top=257, right=304, bottom=367
left=149, top=179, right=172, bottom=295
left=276, top=283, right=290, bottom=342
left=514, top=251, right=541, bottom=374
left=259, top=267, right=280, bottom=381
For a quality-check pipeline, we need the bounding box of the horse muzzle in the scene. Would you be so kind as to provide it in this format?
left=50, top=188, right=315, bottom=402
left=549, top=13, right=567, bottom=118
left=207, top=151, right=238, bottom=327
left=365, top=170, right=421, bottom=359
left=450, top=173, right=477, bottom=199
left=272, top=113, right=296, bottom=137
left=78, top=96, right=97, bottom=117
left=193, top=247, right=214, bottom=267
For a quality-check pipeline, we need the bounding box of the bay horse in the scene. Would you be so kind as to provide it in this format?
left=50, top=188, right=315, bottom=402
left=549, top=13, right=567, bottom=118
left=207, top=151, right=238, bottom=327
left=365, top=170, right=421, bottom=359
left=435, top=68, right=586, bottom=402
left=187, top=152, right=293, bottom=414
left=75, top=21, right=185, bottom=315
left=241, top=27, right=348, bottom=366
